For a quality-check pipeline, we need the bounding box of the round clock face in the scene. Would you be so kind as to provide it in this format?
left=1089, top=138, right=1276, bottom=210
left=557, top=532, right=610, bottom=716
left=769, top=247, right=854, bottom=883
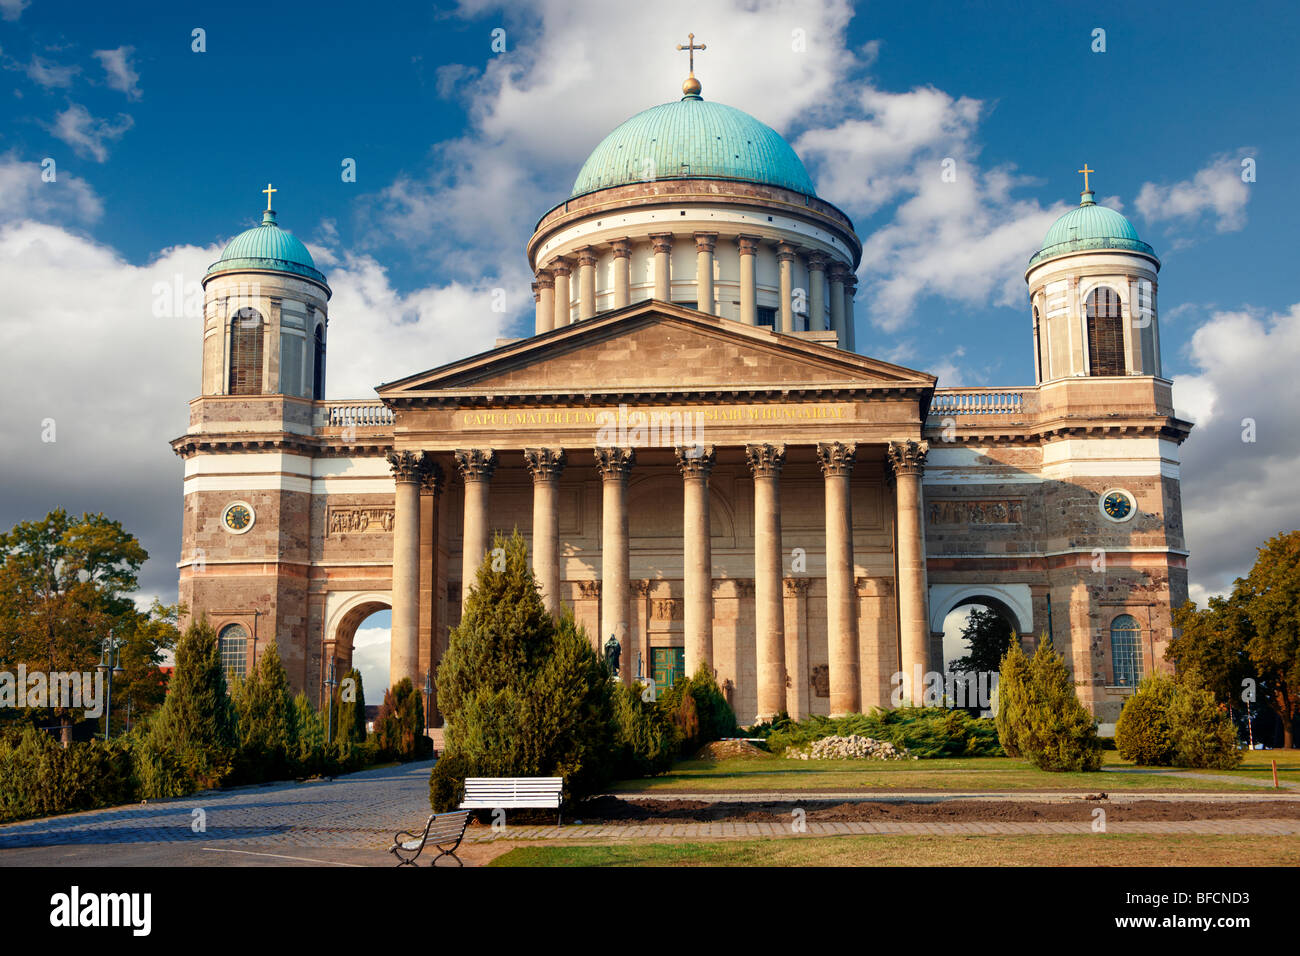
left=222, top=501, right=254, bottom=534
left=1100, top=490, right=1134, bottom=522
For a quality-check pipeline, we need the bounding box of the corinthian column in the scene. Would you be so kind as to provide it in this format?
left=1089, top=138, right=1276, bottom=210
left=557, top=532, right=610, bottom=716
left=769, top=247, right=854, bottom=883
left=551, top=258, right=572, bottom=328
left=387, top=450, right=427, bottom=688
left=595, top=446, right=635, bottom=684
left=844, top=273, right=858, bottom=352
left=888, top=440, right=931, bottom=705
left=650, top=234, right=673, bottom=302
left=676, top=444, right=715, bottom=675
left=828, top=262, right=847, bottom=349
left=777, top=243, right=797, bottom=334
left=524, top=447, right=566, bottom=615
left=737, top=235, right=760, bottom=326
left=806, top=251, right=828, bottom=332
left=818, top=441, right=860, bottom=715
left=611, top=238, right=632, bottom=308
left=535, top=270, right=554, bottom=335
left=576, top=247, right=597, bottom=320
left=746, top=442, right=787, bottom=721
left=694, top=232, right=717, bottom=315
left=454, top=448, right=497, bottom=606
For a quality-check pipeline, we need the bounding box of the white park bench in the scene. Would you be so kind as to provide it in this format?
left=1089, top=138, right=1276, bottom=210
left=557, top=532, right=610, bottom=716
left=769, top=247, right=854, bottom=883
left=461, top=777, right=565, bottom=825
left=388, top=809, right=471, bottom=867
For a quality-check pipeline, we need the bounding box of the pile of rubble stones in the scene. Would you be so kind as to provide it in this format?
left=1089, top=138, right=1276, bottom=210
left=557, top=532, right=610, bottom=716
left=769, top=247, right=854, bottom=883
left=784, top=734, right=915, bottom=760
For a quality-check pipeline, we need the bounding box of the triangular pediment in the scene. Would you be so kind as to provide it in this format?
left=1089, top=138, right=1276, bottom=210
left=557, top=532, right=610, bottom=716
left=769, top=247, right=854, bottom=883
left=378, top=300, right=934, bottom=401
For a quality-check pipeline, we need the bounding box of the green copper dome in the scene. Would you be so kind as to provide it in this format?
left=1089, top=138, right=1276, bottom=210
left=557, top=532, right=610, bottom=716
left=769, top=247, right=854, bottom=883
left=570, top=95, right=817, bottom=198
left=206, top=209, right=329, bottom=287
left=1029, top=191, right=1156, bottom=269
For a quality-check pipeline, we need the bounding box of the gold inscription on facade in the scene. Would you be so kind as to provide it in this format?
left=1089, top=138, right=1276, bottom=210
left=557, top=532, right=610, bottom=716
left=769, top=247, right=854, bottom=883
left=460, top=403, right=850, bottom=428
left=327, top=507, right=395, bottom=534
left=928, top=499, right=1024, bottom=525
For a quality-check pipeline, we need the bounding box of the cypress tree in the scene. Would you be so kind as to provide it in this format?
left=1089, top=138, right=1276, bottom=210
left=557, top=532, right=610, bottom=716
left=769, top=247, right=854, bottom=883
left=233, top=639, right=297, bottom=779
left=334, top=667, right=367, bottom=744
left=1115, top=673, right=1177, bottom=765
left=994, top=635, right=1032, bottom=758
left=1017, top=638, right=1103, bottom=772
left=432, top=530, right=614, bottom=809
left=143, top=617, right=237, bottom=789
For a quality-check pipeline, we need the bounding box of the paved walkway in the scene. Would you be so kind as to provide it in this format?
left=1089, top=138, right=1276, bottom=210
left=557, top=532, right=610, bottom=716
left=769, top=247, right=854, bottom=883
left=0, top=760, right=437, bottom=853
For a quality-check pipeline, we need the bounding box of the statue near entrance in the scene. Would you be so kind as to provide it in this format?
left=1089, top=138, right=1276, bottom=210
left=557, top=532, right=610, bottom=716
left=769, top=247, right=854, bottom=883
left=603, top=634, right=621, bottom=678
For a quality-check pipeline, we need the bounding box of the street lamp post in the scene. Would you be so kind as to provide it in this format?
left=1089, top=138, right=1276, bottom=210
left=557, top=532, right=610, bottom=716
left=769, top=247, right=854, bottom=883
left=324, top=656, right=338, bottom=747
left=423, top=669, right=433, bottom=737
left=97, top=629, right=125, bottom=741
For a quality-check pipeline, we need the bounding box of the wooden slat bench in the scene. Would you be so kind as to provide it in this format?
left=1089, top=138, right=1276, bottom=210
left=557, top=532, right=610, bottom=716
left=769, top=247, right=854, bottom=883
left=388, top=809, right=471, bottom=867
left=461, top=777, right=565, bottom=825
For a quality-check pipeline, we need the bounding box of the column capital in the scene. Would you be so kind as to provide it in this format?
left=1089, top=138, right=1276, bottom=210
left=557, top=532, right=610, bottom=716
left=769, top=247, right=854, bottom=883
left=675, top=444, right=716, bottom=478
left=419, top=460, right=445, bottom=495
left=784, top=576, right=812, bottom=597
left=776, top=241, right=799, bottom=263
left=576, top=246, right=598, bottom=268
left=610, top=237, right=633, bottom=259
left=576, top=580, right=601, bottom=600
left=844, top=273, right=859, bottom=295
left=534, top=268, right=555, bottom=289
left=530, top=281, right=540, bottom=303
left=387, top=450, right=428, bottom=483
left=633, top=579, right=653, bottom=597
left=736, top=234, right=762, bottom=256
left=693, top=231, right=718, bottom=253
left=523, top=446, right=567, bottom=480
left=454, top=447, right=498, bottom=481
left=745, top=442, right=786, bottom=478
left=806, top=251, right=830, bottom=271
left=827, top=260, right=850, bottom=282
left=816, top=441, right=857, bottom=477
left=649, top=232, right=674, bottom=254
left=549, top=257, right=572, bottom=277
left=887, top=439, right=929, bottom=477
left=594, top=445, right=636, bottom=479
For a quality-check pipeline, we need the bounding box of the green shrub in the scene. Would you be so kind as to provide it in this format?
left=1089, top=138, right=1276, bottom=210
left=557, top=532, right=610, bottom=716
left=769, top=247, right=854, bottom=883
left=994, top=638, right=1032, bottom=758
left=373, top=677, right=431, bottom=762
left=1011, top=639, right=1103, bottom=772
left=429, top=752, right=470, bottom=813
left=434, top=531, right=615, bottom=804
left=334, top=667, right=367, bottom=745
left=611, top=683, right=679, bottom=777
left=684, top=664, right=738, bottom=744
left=138, top=618, right=237, bottom=796
left=1170, top=680, right=1242, bottom=770
left=231, top=640, right=298, bottom=782
left=0, top=728, right=137, bottom=824
left=763, top=707, right=1003, bottom=759
left=661, top=678, right=701, bottom=752
left=1115, top=673, right=1177, bottom=765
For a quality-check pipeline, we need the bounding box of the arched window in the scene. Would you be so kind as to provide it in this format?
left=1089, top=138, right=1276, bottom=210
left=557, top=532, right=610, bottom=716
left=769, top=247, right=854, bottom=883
left=1086, top=287, right=1125, bottom=376
left=218, top=624, right=249, bottom=680
left=313, top=324, right=326, bottom=400
left=1109, top=614, right=1142, bottom=686
left=228, top=308, right=264, bottom=394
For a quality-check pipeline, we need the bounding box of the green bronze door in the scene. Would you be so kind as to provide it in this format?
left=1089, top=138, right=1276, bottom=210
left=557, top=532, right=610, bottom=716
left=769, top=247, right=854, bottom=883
left=651, top=647, right=686, bottom=689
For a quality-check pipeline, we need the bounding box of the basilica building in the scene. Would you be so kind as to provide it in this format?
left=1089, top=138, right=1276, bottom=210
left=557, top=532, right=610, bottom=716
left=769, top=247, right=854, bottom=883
left=173, top=63, right=1191, bottom=728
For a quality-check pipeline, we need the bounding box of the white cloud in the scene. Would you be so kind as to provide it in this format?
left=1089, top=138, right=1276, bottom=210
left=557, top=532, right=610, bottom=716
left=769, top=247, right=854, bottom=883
left=22, top=55, right=79, bottom=88
left=93, top=46, right=141, bottom=101
left=1174, top=305, right=1300, bottom=601
left=47, top=103, right=133, bottom=162
left=1135, top=151, right=1252, bottom=234
left=0, top=0, right=29, bottom=21
left=0, top=151, right=102, bottom=222
left=351, top=624, right=391, bottom=698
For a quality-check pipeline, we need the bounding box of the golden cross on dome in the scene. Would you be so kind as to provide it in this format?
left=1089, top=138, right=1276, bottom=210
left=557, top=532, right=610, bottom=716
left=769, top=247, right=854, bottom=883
left=1077, top=164, right=1094, bottom=193
left=676, top=32, right=706, bottom=75
left=262, top=182, right=277, bottom=210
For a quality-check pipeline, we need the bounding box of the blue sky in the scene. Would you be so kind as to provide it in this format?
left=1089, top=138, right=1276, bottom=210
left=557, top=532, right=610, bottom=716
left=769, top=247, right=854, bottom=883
left=2, top=1, right=1298, bottom=682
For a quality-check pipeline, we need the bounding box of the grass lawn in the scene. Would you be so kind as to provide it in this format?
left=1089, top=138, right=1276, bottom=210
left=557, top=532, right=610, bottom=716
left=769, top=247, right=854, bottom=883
left=608, top=751, right=1275, bottom=794
left=1237, top=749, right=1300, bottom=784
left=490, top=833, right=1300, bottom=867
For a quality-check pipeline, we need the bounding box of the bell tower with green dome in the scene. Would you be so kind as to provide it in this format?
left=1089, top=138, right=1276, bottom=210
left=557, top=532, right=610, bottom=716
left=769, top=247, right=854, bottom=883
left=198, top=186, right=332, bottom=400
left=1025, top=167, right=1162, bottom=384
